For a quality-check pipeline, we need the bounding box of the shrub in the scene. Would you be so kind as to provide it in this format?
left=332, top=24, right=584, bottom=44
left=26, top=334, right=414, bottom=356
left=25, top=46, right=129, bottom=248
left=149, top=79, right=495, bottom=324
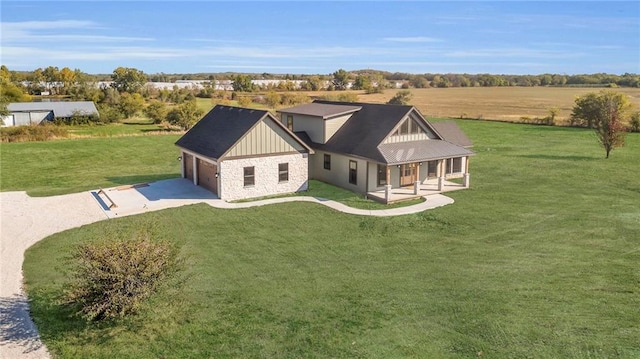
left=1, top=123, right=69, bottom=142
left=237, top=95, right=252, bottom=107
left=630, top=111, right=640, bottom=133
left=63, top=232, right=180, bottom=321
left=319, top=92, right=359, bottom=103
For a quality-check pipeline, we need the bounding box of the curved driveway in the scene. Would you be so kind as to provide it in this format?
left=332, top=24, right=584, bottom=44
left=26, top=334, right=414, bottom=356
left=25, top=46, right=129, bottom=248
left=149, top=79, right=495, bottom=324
left=0, top=178, right=454, bottom=358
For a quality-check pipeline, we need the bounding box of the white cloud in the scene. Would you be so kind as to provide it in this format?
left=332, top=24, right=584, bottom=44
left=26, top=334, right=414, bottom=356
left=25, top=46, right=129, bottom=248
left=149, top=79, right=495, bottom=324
left=1, top=20, right=153, bottom=43
left=383, top=36, right=442, bottom=43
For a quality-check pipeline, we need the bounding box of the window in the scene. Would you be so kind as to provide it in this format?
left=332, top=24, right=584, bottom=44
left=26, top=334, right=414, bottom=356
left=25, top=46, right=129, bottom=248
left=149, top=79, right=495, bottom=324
left=452, top=157, right=462, bottom=173
left=445, top=158, right=463, bottom=174
left=286, top=115, right=293, bottom=131
left=377, top=164, right=387, bottom=186
left=323, top=154, right=331, bottom=170
left=349, top=160, right=357, bottom=185
left=393, top=118, right=425, bottom=136
left=243, top=166, right=255, bottom=187
left=278, top=163, right=289, bottom=182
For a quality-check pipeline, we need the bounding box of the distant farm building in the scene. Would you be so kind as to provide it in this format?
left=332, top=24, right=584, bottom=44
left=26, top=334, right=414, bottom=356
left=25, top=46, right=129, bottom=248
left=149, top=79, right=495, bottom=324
left=3, top=101, right=99, bottom=127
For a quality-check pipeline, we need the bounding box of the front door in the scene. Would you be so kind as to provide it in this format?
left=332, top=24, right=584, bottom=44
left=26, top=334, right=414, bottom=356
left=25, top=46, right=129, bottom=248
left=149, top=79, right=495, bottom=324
left=400, top=163, right=416, bottom=186
left=427, top=160, right=437, bottom=179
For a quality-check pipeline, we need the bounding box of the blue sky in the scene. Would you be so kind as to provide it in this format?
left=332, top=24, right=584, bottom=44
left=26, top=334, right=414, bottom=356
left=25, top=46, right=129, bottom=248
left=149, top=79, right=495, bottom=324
left=1, top=1, right=638, bottom=75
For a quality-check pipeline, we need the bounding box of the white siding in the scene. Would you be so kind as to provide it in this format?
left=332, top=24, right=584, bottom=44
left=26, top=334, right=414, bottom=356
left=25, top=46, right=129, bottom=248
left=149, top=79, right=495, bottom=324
left=219, top=153, right=308, bottom=201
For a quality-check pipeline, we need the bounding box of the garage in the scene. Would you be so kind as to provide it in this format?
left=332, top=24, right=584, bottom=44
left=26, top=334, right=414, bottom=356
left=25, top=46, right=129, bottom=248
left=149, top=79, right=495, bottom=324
left=197, top=159, right=217, bottom=194
left=183, top=153, right=194, bottom=181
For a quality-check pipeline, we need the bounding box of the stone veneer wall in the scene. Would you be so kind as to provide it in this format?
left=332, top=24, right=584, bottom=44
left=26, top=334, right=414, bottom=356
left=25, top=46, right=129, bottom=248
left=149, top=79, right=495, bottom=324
left=219, top=153, right=308, bottom=201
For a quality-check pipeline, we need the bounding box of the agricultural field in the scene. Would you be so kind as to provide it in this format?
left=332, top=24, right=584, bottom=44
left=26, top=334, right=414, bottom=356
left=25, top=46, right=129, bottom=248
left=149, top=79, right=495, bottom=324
left=195, top=87, right=640, bottom=126
left=362, top=87, right=640, bottom=124
left=20, top=121, right=640, bottom=358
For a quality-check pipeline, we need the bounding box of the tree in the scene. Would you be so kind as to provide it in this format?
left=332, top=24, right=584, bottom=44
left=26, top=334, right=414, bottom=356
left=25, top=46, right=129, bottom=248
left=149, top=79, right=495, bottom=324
left=231, top=74, right=254, bottom=92
left=144, top=101, right=169, bottom=124
left=167, top=100, right=204, bottom=130
left=111, top=67, right=147, bottom=93
left=571, top=90, right=632, bottom=158
left=387, top=90, right=413, bottom=105
left=332, top=69, right=350, bottom=90
left=119, top=92, right=145, bottom=118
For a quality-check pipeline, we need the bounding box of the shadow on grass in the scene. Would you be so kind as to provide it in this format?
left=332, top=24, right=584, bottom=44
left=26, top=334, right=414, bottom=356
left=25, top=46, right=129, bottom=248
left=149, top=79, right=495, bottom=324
left=26, top=289, right=143, bottom=350
left=514, top=154, right=596, bottom=161
left=140, top=128, right=184, bottom=133
left=105, top=174, right=181, bottom=187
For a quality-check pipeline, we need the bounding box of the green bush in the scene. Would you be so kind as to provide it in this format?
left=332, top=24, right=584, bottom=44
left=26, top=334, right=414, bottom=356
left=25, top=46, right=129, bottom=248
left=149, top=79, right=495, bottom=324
left=629, top=111, right=640, bottom=133
left=1, top=123, right=69, bottom=142
left=63, top=231, right=180, bottom=321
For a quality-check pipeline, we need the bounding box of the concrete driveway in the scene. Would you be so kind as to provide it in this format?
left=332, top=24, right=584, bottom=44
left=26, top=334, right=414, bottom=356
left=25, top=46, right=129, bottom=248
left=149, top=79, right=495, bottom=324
left=1, top=178, right=454, bottom=358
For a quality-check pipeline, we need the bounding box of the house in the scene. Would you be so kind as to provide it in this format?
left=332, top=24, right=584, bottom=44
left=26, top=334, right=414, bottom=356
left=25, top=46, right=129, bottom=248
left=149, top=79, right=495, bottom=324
left=278, top=100, right=475, bottom=203
left=175, top=101, right=474, bottom=203
left=3, top=101, right=99, bottom=127
left=175, top=106, right=314, bottom=201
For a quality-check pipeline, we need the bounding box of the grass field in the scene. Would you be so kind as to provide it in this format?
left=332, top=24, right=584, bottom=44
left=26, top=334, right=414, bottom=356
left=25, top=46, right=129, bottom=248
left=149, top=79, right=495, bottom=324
left=0, top=135, right=182, bottom=196
left=22, top=121, right=640, bottom=358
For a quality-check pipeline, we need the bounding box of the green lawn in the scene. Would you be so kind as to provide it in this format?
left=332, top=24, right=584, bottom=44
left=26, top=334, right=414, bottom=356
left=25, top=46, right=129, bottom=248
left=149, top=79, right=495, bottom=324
left=20, top=121, right=640, bottom=358
left=0, top=135, right=182, bottom=196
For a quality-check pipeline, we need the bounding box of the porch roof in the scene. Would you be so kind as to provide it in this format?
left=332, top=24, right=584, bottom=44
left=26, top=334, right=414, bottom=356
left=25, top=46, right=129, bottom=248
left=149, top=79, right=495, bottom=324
left=377, top=140, right=475, bottom=165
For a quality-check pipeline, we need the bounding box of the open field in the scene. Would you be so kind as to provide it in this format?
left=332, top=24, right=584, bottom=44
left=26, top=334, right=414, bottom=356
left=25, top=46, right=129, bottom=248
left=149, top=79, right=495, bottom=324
left=22, top=121, right=640, bottom=358
left=0, top=135, right=182, bottom=196
left=196, top=87, right=640, bottom=125
left=362, top=87, right=640, bottom=124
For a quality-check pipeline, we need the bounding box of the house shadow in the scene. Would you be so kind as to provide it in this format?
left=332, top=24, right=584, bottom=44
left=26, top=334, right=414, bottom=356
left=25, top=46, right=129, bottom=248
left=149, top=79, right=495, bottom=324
left=513, top=154, right=596, bottom=161
left=105, top=174, right=181, bottom=187
left=0, top=294, right=46, bottom=353
left=133, top=178, right=219, bottom=202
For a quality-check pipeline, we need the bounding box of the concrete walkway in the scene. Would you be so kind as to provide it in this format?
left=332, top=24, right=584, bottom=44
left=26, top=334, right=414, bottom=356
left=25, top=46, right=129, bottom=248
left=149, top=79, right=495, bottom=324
left=0, top=178, right=454, bottom=358
left=97, top=178, right=454, bottom=218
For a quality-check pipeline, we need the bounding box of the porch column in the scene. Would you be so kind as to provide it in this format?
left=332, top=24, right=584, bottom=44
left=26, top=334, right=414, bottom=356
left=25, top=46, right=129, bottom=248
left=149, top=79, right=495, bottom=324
left=438, top=159, right=446, bottom=191
left=463, top=156, right=470, bottom=188
left=386, top=166, right=391, bottom=187
left=192, top=156, right=198, bottom=185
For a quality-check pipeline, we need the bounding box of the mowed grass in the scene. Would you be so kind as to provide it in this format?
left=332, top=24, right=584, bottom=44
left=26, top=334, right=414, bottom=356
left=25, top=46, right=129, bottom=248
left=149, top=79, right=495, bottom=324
left=0, top=135, right=182, bottom=196
left=23, top=121, right=640, bottom=358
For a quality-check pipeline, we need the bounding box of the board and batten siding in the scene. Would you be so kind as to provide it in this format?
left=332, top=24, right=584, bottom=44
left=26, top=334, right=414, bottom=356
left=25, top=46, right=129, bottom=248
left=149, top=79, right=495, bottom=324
left=226, top=118, right=305, bottom=158
left=382, top=113, right=439, bottom=144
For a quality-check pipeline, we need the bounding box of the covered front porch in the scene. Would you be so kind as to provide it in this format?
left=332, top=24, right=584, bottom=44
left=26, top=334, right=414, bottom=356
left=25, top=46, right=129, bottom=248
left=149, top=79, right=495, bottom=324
left=366, top=178, right=467, bottom=204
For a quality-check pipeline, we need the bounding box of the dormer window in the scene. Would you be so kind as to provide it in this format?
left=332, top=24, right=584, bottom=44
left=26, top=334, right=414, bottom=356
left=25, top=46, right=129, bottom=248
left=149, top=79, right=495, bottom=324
left=286, top=115, right=293, bottom=131
left=393, top=118, right=425, bottom=136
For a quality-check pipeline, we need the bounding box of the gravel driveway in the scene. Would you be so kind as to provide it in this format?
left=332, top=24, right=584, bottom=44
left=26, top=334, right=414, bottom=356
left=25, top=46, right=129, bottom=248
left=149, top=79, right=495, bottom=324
left=0, top=191, right=107, bottom=359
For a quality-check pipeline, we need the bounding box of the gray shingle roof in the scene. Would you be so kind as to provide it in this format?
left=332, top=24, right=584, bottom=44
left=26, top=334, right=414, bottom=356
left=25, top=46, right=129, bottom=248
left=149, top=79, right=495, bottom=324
left=175, top=105, right=311, bottom=160
left=280, top=103, right=362, bottom=119
left=287, top=100, right=475, bottom=165
left=8, top=101, right=98, bottom=118
left=378, top=140, right=475, bottom=165
left=431, top=121, right=473, bottom=147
